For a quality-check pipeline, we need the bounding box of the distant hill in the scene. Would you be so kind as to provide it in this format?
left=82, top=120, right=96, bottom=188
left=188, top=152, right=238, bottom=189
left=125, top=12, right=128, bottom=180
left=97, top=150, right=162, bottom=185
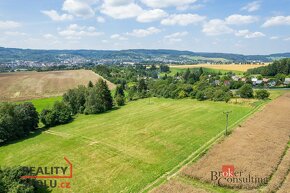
left=0, top=47, right=290, bottom=66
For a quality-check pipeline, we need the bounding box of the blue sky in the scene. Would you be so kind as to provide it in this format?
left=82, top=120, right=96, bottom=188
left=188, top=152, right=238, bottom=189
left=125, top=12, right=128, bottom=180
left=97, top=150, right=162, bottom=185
left=0, top=0, right=290, bottom=54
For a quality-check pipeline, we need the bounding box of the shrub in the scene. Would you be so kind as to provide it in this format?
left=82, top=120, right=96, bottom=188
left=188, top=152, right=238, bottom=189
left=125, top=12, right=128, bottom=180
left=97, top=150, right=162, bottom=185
left=0, top=167, right=50, bottom=193
left=196, top=91, right=206, bottom=101
left=238, top=84, right=254, bottom=98
left=115, top=95, right=125, bottom=106
left=178, top=90, right=187, bottom=99
left=256, top=89, right=270, bottom=99
left=40, top=101, right=72, bottom=127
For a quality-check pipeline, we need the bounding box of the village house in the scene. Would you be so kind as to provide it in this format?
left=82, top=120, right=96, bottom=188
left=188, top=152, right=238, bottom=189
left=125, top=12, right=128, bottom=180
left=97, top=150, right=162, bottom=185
left=262, top=78, right=269, bottom=83
left=231, top=75, right=240, bottom=81
left=284, top=78, right=290, bottom=85
left=268, top=80, right=277, bottom=87
left=214, top=80, right=220, bottom=86
left=224, top=80, right=231, bottom=86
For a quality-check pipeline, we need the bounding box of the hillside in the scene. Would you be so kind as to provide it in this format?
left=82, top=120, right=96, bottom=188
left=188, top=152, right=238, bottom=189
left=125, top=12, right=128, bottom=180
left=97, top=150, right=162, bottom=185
left=1, top=47, right=290, bottom=68
left=0, top=70, right=115, bottom=101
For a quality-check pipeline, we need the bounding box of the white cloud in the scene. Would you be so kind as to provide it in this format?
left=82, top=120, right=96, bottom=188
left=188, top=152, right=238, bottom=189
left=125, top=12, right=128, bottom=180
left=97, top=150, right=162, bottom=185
left=4, top=31, right=26, bottom=36
left=127, top=27, right=161, bottom=37
left=270, top=36, right=279, bottom=40
left=202, top=19, right=233, bottom=36
left=161, top=14, right=205, bottom=26
left=62, top=0, right=95, bottom=18
left=141, top=0, right=197, bottom=8
left=0, top=20, right=21, bottom=30
left=97, top=16, right=106, bottom=23
left=235, top=30, right=265, bottom=38
left=110, top=34, right=128, bottom=40
left=284, top=37, right=290, bottom=41
left=242, top=1, right=261, bottom=12
left=104, top=0, right=133, bottom=6
left=58, top=24, right=103, bottom=39
left=164, top=31, right=188, bottom=42
left=42, top=10, right=73, bottom=21
left=101, top=1, right=143, bottom=19
left=262, top=16, right=290, bottom=27
left=43, top=34, right=56, bottom=39
left=136, top=9, right=167, bottom=23
left=225, top=14, right=258, bottom=25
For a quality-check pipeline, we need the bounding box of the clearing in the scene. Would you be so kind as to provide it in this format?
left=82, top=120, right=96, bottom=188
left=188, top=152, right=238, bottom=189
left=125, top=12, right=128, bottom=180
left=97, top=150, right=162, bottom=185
left=0, top=98, right=253, bottom=193
left=0, top=70, right=115, bottom=101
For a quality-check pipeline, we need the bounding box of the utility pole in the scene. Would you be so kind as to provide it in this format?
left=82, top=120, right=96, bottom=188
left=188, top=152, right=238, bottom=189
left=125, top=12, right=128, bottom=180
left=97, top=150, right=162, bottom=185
left=147, top=89, right=151, bottom=104
left=223, top=111, right=232, bottom=136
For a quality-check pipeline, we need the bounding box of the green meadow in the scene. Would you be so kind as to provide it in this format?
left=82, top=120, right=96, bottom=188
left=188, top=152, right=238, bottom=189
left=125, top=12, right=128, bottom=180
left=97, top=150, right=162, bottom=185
left=0, top=97, right=253, bottom=192
left=18, top=96, right=62, bottom=112
left=162, top=67, right=243, bottom=77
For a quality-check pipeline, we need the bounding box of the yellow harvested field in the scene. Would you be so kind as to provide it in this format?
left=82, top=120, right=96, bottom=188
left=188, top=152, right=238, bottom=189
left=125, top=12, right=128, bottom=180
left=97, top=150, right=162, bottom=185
left=0, top=70, right=115, bottom=101
left=170, top=64, right=268, bottom=72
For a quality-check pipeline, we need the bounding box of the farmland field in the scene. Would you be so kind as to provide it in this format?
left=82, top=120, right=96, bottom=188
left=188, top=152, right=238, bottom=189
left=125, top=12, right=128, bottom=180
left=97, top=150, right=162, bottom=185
left=152, top=92, right=290, bottom=192
left=161, top=67, right=243, bottom=78
left=0, top=70, right=115, bottom=102
left=170, top=64, right=268, bottom=72
left=0, top=98, right=254, bottom=193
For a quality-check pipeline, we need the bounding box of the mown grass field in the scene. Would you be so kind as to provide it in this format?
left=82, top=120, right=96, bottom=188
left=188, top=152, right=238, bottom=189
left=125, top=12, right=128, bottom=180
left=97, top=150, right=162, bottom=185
left=0, top=98, right=253, bottom=193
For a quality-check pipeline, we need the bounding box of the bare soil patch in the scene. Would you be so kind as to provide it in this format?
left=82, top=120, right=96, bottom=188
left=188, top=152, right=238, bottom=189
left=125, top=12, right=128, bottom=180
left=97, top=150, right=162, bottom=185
left=0, top=70, right=115, bottom=101
left=182, top=93, right=290, bottom=189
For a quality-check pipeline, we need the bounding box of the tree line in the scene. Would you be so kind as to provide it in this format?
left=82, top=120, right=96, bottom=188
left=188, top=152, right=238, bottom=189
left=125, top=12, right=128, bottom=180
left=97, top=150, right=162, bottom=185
left=0, top=79, right=123, bottom=144
left=0, top=103, right=38, bottom=144
left=247, top=58, right=290, bottom=76
left=40, top=79, right=117, bottom=127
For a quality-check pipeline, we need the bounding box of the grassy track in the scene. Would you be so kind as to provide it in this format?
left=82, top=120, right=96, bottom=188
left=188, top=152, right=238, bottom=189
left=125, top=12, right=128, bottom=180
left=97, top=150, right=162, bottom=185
left=0, top=98, right=252, bottom=192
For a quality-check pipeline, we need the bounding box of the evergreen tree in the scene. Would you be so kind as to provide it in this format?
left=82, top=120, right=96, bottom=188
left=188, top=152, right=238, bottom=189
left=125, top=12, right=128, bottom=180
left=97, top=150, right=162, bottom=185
left=114, top=86, right=125, bottom=106
left=96, top=79, right=113, bottom=111
left=114, top=86, right=125, bottom=98
left=88, top=81, right=94, bottom=88
left=84, top=79, right=113, bottom=114
left=183, top=68, right=190, bottom=82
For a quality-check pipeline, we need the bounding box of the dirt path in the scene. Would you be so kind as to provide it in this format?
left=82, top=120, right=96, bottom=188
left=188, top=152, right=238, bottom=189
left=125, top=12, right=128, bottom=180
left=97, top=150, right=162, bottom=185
left=182, top=93, right=290, bottom=189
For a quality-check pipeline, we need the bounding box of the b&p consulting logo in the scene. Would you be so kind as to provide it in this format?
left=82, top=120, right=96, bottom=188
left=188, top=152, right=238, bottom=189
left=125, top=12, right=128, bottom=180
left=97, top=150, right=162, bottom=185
left=21, top=157, right=73, bottom=189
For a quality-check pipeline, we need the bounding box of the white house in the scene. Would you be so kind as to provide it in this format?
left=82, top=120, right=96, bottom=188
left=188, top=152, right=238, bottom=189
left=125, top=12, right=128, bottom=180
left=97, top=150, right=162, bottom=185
left=284, top=78, right=290, bottom=85
left=232, top=75, right=240, bottom=81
